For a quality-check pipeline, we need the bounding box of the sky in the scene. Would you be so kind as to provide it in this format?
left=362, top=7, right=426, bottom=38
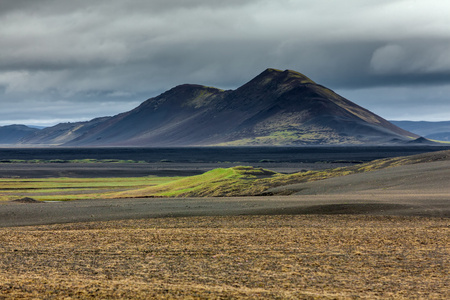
left=1, top=0, right=450, bottom=127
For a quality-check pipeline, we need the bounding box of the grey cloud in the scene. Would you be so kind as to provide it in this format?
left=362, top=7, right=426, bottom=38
left=0, top=94, right=141, bottom=127
left=1, top=0, right=450, bottom=125
left=370, top=41, right=450, bottom=75
left=337, top=84, right=450, bottom=121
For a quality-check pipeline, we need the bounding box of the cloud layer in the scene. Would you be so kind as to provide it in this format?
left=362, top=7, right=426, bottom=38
left=1, top=0, right=450, bottom=125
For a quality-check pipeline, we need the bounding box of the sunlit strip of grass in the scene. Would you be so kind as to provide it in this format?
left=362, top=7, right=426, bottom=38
left=429, top=139, right=450, bottom=144
left=0, top=177, right=181, bottom=190
left=31, top=194, right=111, bottom=201
left=0, top=176, right=182, bottom=201
left=0, top=187, right=127, bottom=194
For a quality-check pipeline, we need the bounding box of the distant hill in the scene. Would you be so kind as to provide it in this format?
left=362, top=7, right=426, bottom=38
left=0, top=125, right=40, bottom=144
left=20, top=117, right=111, bottom=145
left=391, top=121, right=450, bottom=141
left=19, top=68, right=418, bottom=146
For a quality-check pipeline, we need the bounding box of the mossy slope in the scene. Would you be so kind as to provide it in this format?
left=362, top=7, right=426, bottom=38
left=110, top=166, right=277, bottom=198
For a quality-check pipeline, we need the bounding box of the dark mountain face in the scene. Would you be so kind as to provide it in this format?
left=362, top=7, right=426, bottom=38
left=19, top=117, right=110, bottom=145
left=21, top=69, right=418, bottom=146
left=0, top=125, right=40, bottom=144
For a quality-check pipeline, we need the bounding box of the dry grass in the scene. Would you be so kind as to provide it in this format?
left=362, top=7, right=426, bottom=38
left=0, top=215, right=448, bottom=299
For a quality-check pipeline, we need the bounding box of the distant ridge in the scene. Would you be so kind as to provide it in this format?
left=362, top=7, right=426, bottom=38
left=15, top=68, right=418, bottom=146
left=0, top=125, right=40, bottom=144
left=391, top=120, right=450, bottom=142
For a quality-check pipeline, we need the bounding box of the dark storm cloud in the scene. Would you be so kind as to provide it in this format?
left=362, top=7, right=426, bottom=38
left=0, top=0, right=450, bottom=125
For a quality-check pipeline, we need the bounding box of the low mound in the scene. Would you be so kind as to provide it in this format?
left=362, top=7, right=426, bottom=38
left=12, top=197, right=42, bottom=204
left=110, top=166, right=278, bottom=198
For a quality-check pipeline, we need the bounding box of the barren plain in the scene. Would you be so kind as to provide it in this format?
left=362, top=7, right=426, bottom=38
left=0, top=215, right=448, bottom=299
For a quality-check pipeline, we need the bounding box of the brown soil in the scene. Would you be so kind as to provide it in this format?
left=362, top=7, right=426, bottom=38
left=0, top=215, right=448, bottom=299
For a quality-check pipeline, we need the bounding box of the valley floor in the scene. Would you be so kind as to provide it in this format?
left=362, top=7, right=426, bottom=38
left=0, top=194, right=449, bottom=228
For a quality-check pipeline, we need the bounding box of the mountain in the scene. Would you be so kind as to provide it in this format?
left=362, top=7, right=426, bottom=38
left=0, top=125, right=40, bottom=144
left=20, top=117, right=110, bottom=145
left=20, top=68, right=418, bottom=146
left=391, top=121, right=450, bottom=142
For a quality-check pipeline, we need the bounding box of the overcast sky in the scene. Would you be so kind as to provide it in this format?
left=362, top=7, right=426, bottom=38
left=1, top=0, right=450, bottom=127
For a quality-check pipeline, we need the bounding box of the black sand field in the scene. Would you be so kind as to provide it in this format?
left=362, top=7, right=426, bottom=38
left=1, top=195, right=448, bottom=228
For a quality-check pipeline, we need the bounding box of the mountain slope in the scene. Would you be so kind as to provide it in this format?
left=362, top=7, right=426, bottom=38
left=0, top=125, right=40, bottom=144
left=391, top=121, right=450, bottom=141
left=20, top=117, right=110, bottom=145
left=22, top=69, right=418, bottom=146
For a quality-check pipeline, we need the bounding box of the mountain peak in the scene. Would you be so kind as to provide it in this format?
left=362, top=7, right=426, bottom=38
left=18, top=68, right=419, bottom=146
left=168, top=84, right=224, bottom=95
left=254, top=68, right=316, bottom=86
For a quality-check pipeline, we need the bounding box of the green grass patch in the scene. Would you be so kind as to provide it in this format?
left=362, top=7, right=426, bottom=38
left=107, top=165, right=357, bottom=198
left=0, top=176, right=181, bottom=202
left=109, top=166, right=278, bottom=198
left=216, top=130, right=359, bottom=146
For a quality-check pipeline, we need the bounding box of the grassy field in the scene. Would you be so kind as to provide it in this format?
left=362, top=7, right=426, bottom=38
left=0, top=176, right=181, bottom=202
left=0, top=215, right=448, bottom=299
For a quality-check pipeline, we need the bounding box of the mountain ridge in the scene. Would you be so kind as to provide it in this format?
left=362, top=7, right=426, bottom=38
left=11, top=68, right=420, bottom=146
left=0, top=125, right=40, bottom=144
left=391, top=120, right=450, bottom=142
